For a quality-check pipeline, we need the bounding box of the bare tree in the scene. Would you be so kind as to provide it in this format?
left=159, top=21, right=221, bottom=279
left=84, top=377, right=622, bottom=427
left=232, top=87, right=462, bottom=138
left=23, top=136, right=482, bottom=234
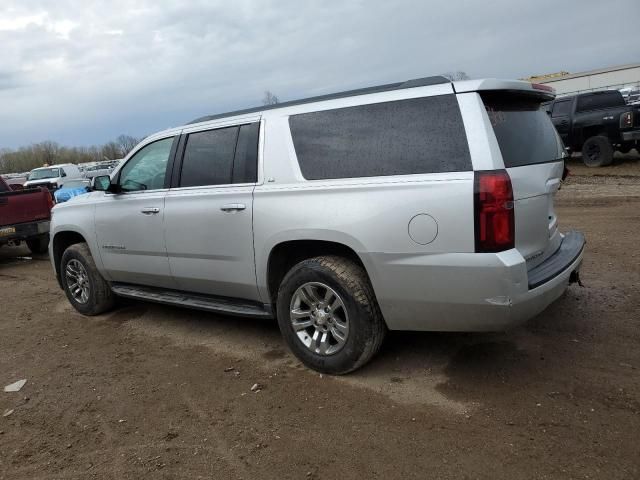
left=441, top=71, right=470, bottom=81
left=0, top=134, right=146, bottom=174
left=36, top=141, right=60, bottom=166
left=116, top=134, right=139, bottom=157
left=262, top=90, right=280, bottom=106
left=101, top=141, right=121, bottom=160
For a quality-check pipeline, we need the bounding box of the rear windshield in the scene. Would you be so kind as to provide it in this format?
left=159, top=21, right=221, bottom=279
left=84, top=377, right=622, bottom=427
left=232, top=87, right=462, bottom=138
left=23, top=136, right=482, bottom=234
left=481, top=92, right=563, bottom=168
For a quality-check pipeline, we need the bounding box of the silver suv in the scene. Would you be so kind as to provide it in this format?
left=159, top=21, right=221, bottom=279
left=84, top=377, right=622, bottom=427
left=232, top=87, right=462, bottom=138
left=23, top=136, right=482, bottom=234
left=49, top=76, right=585, bottom=374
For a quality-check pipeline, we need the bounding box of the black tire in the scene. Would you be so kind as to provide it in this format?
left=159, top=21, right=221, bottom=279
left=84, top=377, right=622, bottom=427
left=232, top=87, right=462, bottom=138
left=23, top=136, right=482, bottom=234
left=276, top=255, right=386, bottom=374
left=582, top=136, right=613, bottom=167
left=60, top=243, right=115, bottom=316
left=26, top=234, right=49, bottom=254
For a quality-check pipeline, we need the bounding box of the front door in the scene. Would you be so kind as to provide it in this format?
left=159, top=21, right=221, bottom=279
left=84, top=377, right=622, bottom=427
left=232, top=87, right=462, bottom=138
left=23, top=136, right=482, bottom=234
left=95, top=135, right=178, bottom=289
left=163, top=122, right=261, bottom=301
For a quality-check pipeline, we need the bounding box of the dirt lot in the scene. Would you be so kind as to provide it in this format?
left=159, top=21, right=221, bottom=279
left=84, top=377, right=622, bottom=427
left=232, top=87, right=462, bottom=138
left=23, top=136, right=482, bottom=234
left=1, top=159, right=639, bottom=479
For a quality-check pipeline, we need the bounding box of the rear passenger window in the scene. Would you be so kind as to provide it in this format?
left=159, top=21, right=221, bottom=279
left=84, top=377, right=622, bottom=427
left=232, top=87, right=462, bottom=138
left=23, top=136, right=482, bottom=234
left=289, top=95, right=471, bottom=180
left=180, top=127, right=239, bottom=187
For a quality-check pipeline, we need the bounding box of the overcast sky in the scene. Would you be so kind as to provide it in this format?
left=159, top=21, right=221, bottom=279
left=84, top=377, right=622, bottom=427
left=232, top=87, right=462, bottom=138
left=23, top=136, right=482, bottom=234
left=1, top=0, right=638, bottom=148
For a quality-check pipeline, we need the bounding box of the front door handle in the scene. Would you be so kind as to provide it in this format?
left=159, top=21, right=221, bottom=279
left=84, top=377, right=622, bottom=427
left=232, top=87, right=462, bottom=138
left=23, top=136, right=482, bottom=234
left=141, top=207, right=160, bottom=215
left=220, top=203, right=246, bottom=212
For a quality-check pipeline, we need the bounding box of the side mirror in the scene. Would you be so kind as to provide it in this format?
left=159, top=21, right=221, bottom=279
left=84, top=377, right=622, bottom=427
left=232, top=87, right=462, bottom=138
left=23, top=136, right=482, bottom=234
left=92, top=175, right=113, bottom=192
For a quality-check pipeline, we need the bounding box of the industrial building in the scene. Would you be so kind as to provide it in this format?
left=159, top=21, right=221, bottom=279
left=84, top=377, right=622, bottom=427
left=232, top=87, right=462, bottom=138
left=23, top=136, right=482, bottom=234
left=526, top=63, right=640, bottom=97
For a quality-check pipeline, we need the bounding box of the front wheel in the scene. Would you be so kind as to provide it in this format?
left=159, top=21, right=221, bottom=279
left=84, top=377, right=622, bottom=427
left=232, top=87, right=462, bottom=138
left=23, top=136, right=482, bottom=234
left=60, top=243, right=115, bottom=316
left=276, top=256, right=386, bottom=374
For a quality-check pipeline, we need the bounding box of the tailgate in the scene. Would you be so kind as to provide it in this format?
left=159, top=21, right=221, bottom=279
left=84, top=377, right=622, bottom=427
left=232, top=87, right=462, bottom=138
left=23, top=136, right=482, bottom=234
left=0, top=188, right=52, bottom=227
left=481, top=91, right=566, bottom=269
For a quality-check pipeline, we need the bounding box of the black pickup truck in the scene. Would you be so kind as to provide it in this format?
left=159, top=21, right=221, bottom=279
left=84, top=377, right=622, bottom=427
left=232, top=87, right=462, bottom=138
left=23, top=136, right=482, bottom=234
left=545, top=90, right=640, bottom=167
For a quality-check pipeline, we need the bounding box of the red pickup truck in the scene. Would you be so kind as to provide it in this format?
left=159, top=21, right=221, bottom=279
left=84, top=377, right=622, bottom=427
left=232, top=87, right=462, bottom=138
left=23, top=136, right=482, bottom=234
left=0, top=175, right=53, bottom=254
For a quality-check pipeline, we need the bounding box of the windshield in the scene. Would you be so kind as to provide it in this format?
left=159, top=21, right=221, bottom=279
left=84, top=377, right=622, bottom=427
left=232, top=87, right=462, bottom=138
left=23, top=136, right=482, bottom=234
left=28, top=168, right=60, bottom=180
left=482, top=92, right=564, bottom=168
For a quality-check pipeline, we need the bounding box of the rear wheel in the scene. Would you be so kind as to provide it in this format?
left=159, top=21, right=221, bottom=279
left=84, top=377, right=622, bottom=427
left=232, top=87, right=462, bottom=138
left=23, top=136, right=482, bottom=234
left=26, top=234, right=49, bottom=254
left=276, top=255, right=386, bottom=374
left=60, top=243, right=115, bottom=316
left=582, top=136, right=613, bottom=167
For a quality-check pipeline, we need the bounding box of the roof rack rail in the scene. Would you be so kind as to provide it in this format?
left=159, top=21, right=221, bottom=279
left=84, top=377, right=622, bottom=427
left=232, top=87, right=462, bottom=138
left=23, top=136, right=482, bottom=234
left=188, top=75, right=451, bottom=125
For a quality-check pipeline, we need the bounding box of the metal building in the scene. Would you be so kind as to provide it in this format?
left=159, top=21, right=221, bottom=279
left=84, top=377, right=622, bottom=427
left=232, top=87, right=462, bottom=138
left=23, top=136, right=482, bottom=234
left=526, top=63, right=640, bottom=97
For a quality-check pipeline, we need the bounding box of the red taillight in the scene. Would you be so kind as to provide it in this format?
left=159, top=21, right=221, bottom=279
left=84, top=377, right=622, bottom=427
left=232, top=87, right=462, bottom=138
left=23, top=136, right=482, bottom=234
left=474, top=170, right=515, bottom=253
left=531, top=83, right=554, bottom=93
left=620, top=111, right=633, bottom=128
left=45, top=188, right=54, bottom=211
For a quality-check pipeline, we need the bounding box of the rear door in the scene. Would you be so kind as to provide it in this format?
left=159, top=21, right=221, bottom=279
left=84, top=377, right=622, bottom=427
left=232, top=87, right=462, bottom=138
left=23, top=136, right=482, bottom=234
left=481, top=92, right=565, bottom=269
left=163, top=121, right=261, bottom=301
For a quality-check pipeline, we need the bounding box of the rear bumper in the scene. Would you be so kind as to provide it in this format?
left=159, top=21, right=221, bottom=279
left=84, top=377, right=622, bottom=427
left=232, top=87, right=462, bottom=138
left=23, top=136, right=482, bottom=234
left=0, top=220, right=50, bottom=245
left=364, top=231, right=585, bottom=332
left=621, top=130, right=640, bottom=141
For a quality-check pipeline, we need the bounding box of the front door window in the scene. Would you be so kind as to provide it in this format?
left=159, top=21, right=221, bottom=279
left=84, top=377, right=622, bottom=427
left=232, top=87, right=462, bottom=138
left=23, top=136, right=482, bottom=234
left=119, top=137, right=174, bottom=192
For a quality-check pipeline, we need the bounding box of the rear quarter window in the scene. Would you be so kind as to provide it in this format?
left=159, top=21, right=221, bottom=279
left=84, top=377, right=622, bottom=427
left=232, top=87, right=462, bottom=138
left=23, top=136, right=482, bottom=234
left=289, top=95, right=471, bottom=180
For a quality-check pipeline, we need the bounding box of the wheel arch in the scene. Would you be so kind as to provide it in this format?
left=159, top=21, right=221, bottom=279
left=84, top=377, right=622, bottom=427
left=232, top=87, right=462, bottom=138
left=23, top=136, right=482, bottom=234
left=265, top=239, right=375, bottom=307
left=52, top=230, right=88, bottom=288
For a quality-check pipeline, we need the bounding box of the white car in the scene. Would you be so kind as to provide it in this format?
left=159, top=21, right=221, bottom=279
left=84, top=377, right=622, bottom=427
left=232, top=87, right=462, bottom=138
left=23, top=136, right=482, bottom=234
left=24, top=164, right=83, bottom=190
left=49, top=76, right=585, bottom=374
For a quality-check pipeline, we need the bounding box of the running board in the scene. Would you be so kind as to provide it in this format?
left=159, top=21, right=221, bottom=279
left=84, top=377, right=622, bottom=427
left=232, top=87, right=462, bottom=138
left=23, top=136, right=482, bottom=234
left=110, top=283, right=273, bottom=319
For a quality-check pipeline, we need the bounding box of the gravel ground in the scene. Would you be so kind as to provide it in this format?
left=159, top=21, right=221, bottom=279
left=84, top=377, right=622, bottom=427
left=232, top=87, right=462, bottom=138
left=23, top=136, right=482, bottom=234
left=0, top=167, right=639, bottom=479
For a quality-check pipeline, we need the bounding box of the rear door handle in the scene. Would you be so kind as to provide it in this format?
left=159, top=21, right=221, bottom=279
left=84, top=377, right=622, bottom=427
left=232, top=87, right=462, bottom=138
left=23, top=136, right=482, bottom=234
left=140, top=207, right=160, bottom=215
left=220, top=203, right=246, bottom=212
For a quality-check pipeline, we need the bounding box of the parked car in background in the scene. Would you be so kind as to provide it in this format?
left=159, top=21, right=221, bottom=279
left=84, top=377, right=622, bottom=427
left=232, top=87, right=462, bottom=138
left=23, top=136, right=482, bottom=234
left=619, top=86, right=640, bottom=106
left=83, top=162, right=116, bottom=180
left=24, top=164, right=83, bottom=190
left=50, top=76, right=585, bottom=374
left=0, top=175, right=53, bottom=253
left=53, top=179, right=91, bottom=203
left=546, top=90, right=640, bottom=166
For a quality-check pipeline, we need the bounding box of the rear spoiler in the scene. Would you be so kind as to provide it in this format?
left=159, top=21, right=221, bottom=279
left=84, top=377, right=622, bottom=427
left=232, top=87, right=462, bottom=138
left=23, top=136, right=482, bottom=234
left=453, top=78, right=556, bottom=101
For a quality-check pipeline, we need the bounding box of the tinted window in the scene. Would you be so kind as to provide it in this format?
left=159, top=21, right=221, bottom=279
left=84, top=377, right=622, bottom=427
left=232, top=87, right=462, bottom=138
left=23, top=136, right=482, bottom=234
left=551, top=100, right=571, bottom=117
left=232, top=123, right=260, bottom=183
left=482, top=93, right=562, bottom=168
left=576, top=91, right=625, bottom=112
left=289, top=95, right=471, bottom=180
left=119, top=137, right=174, bottom=192
left=180, top=127, right=238, bottom=187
